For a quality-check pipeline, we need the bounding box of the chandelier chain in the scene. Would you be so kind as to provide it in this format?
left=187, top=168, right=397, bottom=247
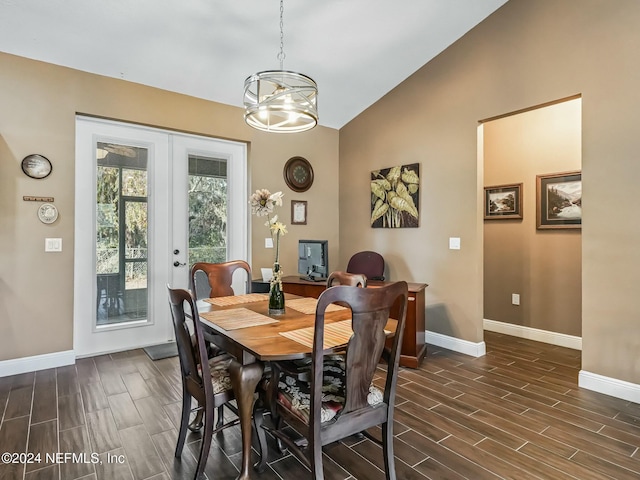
left=278, top=0, right=286, bottom=69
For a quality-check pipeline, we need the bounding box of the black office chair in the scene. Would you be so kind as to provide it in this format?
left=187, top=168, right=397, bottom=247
left=346, top=251, right=385, bottom=281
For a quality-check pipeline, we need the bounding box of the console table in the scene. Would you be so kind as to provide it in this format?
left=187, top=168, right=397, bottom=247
left=277, top=275, right=427, bottom=368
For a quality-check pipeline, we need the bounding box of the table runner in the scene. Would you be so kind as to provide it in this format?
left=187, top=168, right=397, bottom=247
left=285, top=297, right=347, bottom=315
left=200, top=307, right=278, bottom=331
left=203, top=293, right=267, bottom=307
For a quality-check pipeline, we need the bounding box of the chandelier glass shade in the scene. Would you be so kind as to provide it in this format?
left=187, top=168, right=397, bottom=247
left=244, top=70, right=318, bottom=133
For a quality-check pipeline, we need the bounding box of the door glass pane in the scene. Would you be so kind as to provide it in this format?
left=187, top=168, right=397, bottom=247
left=96, top=142, right=148, bottom=326
left=188, top=155, right=227, bottom=264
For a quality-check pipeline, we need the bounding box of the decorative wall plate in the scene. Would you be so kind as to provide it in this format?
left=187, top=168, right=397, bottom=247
left=283, top=156, right=314, bottom=192
left=21, top=154, right=52, bottom=179
left=38, top=203, right=59, bottom=224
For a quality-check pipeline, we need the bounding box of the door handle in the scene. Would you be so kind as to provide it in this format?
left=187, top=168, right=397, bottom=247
left=173, top=261, right=186, bottom=267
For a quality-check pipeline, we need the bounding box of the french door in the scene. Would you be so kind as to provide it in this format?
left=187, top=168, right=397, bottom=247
left=74, top=117, right=248, bottom=357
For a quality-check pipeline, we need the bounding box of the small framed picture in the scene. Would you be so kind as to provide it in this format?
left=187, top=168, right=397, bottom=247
left=536, top=171, right=581, bottom=229
left=484, top=183, right=523, bottom=220
left=291, top=200, right=307, bottom=225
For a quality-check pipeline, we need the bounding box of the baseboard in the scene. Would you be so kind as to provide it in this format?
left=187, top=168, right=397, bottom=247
left=579, top=370, right=640, bottom=404
left=426, top=331, right=486, bottom=357
left=0, top=350, right=75, bottom=378
left=484, top=319, right=582, bottom=351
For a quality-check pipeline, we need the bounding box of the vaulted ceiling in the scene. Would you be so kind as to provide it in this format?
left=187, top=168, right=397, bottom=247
left=0, top=0, right=507, bottom=129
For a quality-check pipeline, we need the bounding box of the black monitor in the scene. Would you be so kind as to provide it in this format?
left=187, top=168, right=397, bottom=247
left=298, top=240, right=329, bottom=282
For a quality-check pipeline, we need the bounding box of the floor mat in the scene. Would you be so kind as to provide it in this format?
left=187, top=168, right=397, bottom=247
left=144, top=342, right=178, bottom=360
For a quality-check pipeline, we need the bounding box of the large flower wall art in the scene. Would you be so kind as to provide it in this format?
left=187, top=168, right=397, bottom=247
left=370, top=163, right=420, bottom=228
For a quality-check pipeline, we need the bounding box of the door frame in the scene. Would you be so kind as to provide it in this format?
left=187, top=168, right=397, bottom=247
left=74, top=116, right=248, bottom=357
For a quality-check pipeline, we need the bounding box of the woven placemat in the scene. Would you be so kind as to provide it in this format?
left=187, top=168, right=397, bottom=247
left=200, top=307, right=278, bottom=331
left=279, top=319, right=353, bottom=349
left=203, top=293, right=267, bottom=307
left=286, top=297, right=347, bottom=315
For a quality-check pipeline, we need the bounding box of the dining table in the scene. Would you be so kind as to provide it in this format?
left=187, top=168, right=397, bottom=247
left=196, top=292, right=398, bottom=480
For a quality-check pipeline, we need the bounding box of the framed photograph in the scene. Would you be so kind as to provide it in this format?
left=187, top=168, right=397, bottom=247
left=291, top=200, right=307, bottom=225
left=536, top=171, right=582, bottom=229
left=484, top=183, right=523, bottom=220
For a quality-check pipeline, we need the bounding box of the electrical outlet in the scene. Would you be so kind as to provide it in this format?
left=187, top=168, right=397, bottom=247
left=265, top=238, right=273, bottom=248
left=449, top=237, right=461, bottom=250
left=512, top=293, right=520, bottom=305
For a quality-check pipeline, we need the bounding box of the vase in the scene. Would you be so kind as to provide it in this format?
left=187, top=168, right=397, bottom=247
left=268, top=263, right=285, bottom=315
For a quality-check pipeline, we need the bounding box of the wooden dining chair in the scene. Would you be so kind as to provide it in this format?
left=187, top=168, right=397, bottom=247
left=190, top=260, right=252, bottom=300
left=167, top=285, right=241, bottom=480
left=189, top=260, right=252, bottom=430
left=264, top=281, right=409, bottom=480
left=326, top=270, right=367, bottom=288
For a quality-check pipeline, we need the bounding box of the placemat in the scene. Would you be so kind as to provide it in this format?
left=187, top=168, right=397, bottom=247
left=279, top=319, right=353, bottom=349
left=203, top=293, right=267, bottom=307
left=285, top=297, right=347, bottom=315
left=200, top=307, right=278, bottom=331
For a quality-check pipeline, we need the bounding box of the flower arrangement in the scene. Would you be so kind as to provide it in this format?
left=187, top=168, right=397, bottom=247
left=250, top=189, right=287, bottom=314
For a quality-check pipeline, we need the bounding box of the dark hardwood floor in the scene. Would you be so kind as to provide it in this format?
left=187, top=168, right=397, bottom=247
left=1, top=331, right=639, bottom=479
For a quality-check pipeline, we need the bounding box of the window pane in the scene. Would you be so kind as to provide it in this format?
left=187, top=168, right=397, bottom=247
left=188, top=155, right=227, bottom=264
left=95, top=142, right=149, bottom=326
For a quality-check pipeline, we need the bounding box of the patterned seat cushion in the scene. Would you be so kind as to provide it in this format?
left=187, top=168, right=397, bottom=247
left=196, top=354, right=233, bottom=395
left=277, top=355, right=383, bottom=424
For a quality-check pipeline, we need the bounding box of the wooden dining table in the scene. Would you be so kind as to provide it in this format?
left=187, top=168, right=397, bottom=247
left=196, top=292, right=398, bottom=480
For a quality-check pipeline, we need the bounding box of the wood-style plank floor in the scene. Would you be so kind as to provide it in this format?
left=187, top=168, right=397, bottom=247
left=1, top=331, right=639, bottom=479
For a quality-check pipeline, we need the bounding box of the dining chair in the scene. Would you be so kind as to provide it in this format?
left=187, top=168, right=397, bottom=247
left=189, top=260, right=252, bottom=430
left=346, top=250, right=385, bottom=281
left=167, top=285, right=241, bottom=479
left=264, top=281, right=409, bottom=480
left=326, top=270, right=367, bottom=288
left=190, top=260, right=252, bottom=299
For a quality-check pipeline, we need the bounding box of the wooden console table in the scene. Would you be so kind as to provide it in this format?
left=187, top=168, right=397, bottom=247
left=279, top=275, right=427, bottom=368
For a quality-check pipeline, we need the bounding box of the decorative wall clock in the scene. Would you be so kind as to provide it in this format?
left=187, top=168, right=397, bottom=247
left=21, top=154, right=52, bottom=179
left=283, top=156, right=314, bottom=192
left=37, top=203, right=59, bottom=224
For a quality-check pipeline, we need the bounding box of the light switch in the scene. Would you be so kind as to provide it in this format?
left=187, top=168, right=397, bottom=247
left=265, top=238, right=274, bottom=248
left=45, top=237, right=62, bottom=252
left=512, top=293, right=520, bottom=306
left=449, top=237, right=461, bottom=250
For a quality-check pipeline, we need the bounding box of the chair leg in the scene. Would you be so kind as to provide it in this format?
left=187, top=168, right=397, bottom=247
left=175, top=388, right=191, bottom=457
left=252, top=404, right=268, bottom=473
left=309, top=437, right=324, bottom=480
left=189, top=407, right=204, bottom=432
left=195, top=402, right=215, bottom=480
left=382, top=421, right=396, bottom=480
left=215, top=405, right=224, bottom=429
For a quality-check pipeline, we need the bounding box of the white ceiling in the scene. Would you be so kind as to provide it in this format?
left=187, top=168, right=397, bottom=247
left=0, top=0, right=507, bottom=129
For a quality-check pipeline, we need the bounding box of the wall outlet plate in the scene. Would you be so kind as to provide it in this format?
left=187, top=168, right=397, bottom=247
left=449, top=237, right=461, bottom=250
left=265, top=238, right=273, bottom=248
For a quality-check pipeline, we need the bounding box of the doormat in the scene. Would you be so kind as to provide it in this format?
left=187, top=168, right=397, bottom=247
left=144, top=342, right=178, bottom=360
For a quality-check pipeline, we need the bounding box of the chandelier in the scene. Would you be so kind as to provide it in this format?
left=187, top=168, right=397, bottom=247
left=243, top=0, right=318, bottom=133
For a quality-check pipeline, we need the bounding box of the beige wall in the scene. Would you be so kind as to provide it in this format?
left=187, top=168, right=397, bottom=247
left=339, top=0, right=640, bottom=384
left=0, top=52, right=339, bottom=362
left=484, top=99, right=582, bottom=336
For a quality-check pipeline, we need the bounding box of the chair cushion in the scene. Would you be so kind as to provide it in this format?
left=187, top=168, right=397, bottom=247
left=196, top=354, right=233, bottom=395
left=277, top=355, right=383, bottom=424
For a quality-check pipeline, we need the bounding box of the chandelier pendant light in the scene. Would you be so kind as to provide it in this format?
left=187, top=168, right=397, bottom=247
left=244, top=0, right=318, bottom=133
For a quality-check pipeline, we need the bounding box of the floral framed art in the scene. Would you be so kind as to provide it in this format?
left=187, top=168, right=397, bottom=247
left=484, top=183, right=523, bottom=220
left=536, top=171, right=582, bottom=229
left=370, top=163, right=420, bottom=228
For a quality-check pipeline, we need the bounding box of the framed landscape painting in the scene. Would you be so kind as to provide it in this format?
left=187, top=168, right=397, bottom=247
left=484, top=183, right=523, bottom=220
left=536, top=171, right=582, bottom=229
